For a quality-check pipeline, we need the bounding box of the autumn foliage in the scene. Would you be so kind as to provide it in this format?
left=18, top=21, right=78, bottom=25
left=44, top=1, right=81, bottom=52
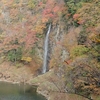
left=0, top=0, right=64, bottom=61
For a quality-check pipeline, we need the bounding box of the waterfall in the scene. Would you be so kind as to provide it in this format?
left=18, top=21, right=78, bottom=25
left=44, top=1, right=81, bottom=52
left=42, top=23, right=51, bottom=74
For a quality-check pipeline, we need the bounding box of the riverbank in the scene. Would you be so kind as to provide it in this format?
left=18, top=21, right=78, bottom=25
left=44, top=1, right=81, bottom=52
left=31, top=69, right=90, bottom=100
left=32, top=69, right=100, bottom=100
left=0, top=62, right=100, bottom=100
left=0, top=62, right=88, bottom=100
left=0, top=62, right=35, bottom=85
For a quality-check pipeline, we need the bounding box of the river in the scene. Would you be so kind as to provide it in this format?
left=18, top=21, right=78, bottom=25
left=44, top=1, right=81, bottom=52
left=0, top=82, right=46, bottom=100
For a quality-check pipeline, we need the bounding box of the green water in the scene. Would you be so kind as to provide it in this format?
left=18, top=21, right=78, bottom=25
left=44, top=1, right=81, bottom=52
left=0, top=82, right=46, bottom=100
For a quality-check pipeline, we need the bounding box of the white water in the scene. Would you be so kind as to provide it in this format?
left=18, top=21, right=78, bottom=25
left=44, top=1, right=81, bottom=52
left=42, top=24, right=51, bottom=74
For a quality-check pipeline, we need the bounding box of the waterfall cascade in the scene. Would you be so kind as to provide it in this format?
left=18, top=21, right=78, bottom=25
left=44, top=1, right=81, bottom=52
left=42, top=24, right=51, bottom=74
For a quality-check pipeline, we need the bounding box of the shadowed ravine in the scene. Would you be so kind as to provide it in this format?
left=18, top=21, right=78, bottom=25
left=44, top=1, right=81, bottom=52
left=0, top=82, right=46, bottom=100
left=42, top=24, right=51, bottom=74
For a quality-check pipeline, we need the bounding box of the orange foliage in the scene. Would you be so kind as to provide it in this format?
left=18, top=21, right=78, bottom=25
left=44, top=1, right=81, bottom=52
left=0, top=0, right=65, bottom=54
left=73, top=14, right=80, bottom=20
left=64, top=59, right=73, bottom=65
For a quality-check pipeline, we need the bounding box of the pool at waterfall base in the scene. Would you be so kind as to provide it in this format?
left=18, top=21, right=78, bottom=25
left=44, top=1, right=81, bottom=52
left=0, top=82, right=46, bottom=100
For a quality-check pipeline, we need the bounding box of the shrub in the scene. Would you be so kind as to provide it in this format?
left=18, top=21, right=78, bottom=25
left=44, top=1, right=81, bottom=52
left=71, top=45, right=89, bottom=58
left=28, top=0, right=36, bottom=9
left=7, top=48, right=22, bottom=62
left=64, top=0, right=93, bottom=18
left=21, top=57, right=32, bottom=63
left=89, top=44, right=100, bottom=62
left=30, top=47, right=36, bottom=56
left=77, top=30, right=87, bottom=45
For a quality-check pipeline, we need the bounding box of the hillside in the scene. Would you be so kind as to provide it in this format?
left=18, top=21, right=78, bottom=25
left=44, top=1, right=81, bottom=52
left=0, top=0, right=100, bottom=100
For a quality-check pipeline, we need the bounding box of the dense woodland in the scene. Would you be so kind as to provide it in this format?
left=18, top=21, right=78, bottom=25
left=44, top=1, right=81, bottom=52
left=0, top=0, right=100, bottom=100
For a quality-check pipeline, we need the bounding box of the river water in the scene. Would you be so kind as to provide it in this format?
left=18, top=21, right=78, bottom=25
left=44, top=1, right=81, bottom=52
left=0, top=82, right=46, bottom=100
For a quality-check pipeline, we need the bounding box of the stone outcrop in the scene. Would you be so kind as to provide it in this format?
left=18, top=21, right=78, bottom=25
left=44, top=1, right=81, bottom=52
left=31, top=69, right=89, bottom=100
